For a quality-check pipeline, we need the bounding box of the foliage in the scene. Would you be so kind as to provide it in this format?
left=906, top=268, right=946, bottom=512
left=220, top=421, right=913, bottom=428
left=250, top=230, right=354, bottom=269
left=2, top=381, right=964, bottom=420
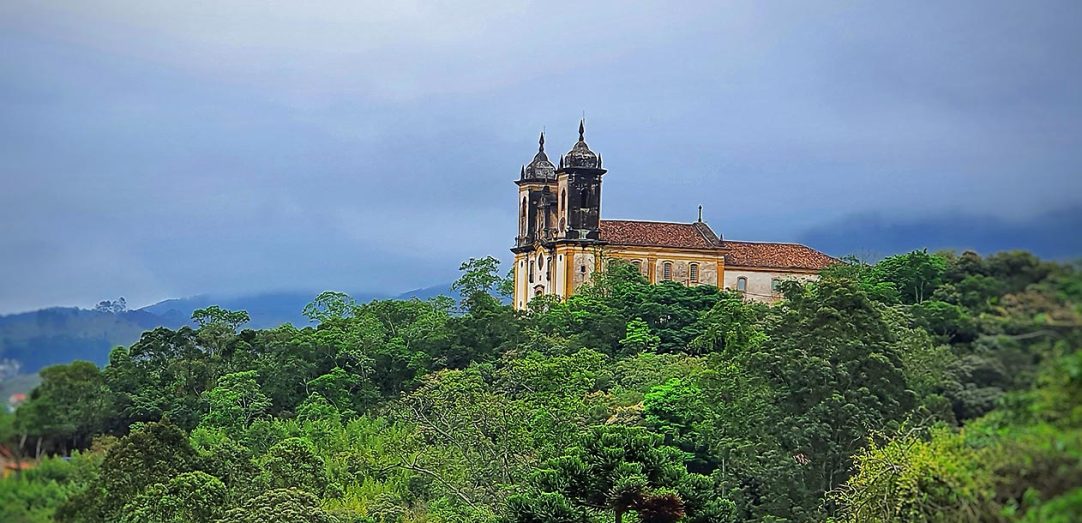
left=620, top=317, right=660, bottom=354
left=15, top=361, right=107, bottom=453
left=835, top=426, right=995, bottom=522
left=191, top=305, right=251, bottom=331
left=200, top=370, right=272, bottom=434
left=119, top=471, right=228, bottom=523
left=2, top=250, right=1080, bottom=522
left=871, top=249, right=947, bottom=304
left=221, top=488, right=335, bottom=523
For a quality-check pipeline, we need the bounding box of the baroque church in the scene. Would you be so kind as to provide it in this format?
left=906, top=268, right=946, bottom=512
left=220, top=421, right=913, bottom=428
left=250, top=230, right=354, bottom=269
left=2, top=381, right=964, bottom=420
left=511, top=121, right=835, bottom=310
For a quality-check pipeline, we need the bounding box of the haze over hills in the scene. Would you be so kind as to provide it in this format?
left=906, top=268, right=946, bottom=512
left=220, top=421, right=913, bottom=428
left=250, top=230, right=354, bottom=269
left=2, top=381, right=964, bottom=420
left=4, top=203, right=1080, bottom=382
left=797, top=205, right=1082, bottom=263
left=0, top=284, right=457, bottom=377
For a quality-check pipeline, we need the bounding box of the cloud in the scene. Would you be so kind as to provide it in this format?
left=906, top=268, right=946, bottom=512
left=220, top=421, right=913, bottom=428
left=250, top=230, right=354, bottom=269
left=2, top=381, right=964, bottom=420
left=797, top=205, right=1082, bottom=261
left=0, top=1, right=1079, bottom=313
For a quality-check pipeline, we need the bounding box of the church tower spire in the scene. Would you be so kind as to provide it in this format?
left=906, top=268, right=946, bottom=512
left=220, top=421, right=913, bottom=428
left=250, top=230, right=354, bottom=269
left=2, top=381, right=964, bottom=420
left=556, top=119, right=606, bottom=241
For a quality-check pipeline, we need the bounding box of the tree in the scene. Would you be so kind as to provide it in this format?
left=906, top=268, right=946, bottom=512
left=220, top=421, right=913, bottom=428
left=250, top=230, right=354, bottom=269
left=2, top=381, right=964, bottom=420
left=620, top=318, right=660, bottom=354
left=103, top=327, right=216, bottom=431
left=768, top=277, right=914, bottom=494
left=259, top=438, right=326, bottom=494
left=191, top=305, right=250, bottom=331
left=200, top=370, right=271, bottom=434
left=16, top=361, right=108, bottom=455
left=506, top=492, right=586, bottom=523
left=688, top=291, right=766, bottom=356
left=643, top=378, right=708, bottom=463
left=402, top=368, right=533, bottom=505
left=453, top=256, right=506, bottom=312
left=188, top=426, right=260, bottom=501
left=302, top=291, right=357, bottom=324
left=306, top=367, right=370, bottom=418
left=87, top=422, right=199, bottom=519
left=835, top=426, right=995, bottom=522
left=119, top=471, right=228, bottom=523
left=220, top=488, right=334, bottom=523
left=94, top=297, right=127, bottom=314
left=911, top=299, right=976, bottom=341
left=871, top=250, right=947, bottom=304
left=518, top=425, right=709, bottom=523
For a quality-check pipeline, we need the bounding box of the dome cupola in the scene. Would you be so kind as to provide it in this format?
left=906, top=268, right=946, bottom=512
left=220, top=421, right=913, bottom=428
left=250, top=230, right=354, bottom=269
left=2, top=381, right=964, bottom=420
left=521, top=132, right=556, bottom=181
left=559, top=119, right=602, bottom=170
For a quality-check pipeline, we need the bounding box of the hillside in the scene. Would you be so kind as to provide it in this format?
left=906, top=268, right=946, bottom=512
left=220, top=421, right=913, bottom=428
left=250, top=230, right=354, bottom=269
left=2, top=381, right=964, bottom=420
left=0, top=285, right=455, bottom=376
left=0, top=307, right=168, bottom=371
left=1, top=251, right=1079, bottom=522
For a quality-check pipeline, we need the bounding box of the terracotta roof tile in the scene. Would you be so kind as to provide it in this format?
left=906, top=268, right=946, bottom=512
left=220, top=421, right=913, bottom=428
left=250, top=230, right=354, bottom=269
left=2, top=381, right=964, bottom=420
left=598, top=220, right=834, bottom=271
left=723, top=241, right=836, bottom=271
left=600, top=220, right=723, bottom=250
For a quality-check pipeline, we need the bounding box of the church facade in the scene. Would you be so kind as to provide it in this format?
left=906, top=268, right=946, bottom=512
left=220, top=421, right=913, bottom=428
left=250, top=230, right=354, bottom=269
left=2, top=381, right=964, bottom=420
left=511, top=122, right=835, bottom=310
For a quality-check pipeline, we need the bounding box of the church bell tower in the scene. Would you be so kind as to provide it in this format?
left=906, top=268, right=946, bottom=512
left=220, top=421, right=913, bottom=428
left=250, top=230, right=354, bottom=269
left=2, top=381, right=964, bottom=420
left=512, top=121, right=606, bottom=310
left=556, top=119, right=606, bottom=241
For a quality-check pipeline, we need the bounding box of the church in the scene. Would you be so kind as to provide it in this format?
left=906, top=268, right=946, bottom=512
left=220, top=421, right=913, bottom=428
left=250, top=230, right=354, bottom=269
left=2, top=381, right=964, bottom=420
left=511, top=121, right=835, bottom=310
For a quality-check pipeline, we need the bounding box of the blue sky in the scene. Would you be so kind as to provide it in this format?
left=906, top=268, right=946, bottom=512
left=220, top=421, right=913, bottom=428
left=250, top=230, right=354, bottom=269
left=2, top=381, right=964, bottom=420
left=1, top=1, right=1080, bottom=313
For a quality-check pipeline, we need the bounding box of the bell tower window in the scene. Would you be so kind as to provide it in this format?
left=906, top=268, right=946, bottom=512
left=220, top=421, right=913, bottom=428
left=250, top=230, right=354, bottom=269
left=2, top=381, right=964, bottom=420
left=520, top=197, right=527, bottom=237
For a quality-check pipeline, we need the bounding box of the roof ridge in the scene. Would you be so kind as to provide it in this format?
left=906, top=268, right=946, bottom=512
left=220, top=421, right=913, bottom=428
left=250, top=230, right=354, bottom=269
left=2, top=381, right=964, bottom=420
left=725, top=239, right=813, bottom=247
left=601, top=218, right=701, bottom=225
left=692, top=221, right=720, bottom=246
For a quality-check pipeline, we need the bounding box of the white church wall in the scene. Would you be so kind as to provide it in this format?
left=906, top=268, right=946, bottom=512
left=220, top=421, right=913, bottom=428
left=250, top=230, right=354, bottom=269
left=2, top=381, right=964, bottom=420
left=722, top=268, right=817, bottom=303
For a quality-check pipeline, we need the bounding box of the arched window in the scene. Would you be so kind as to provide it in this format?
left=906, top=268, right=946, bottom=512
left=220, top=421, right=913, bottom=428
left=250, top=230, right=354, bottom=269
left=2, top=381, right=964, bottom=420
left=771, top=278, right=782, bottom=293
left=662, top=262, right=673, bottom=281
left=520, top=197, right=528, bottom=234
left=689, top=263, right=700, bottom=284
left=561, top=189, right=566, bottom=211
left=529, top=259, right=534, bottom=283
left=736, top=276, right=747, bottom=292
left=631, top=260, right=643, bottom=273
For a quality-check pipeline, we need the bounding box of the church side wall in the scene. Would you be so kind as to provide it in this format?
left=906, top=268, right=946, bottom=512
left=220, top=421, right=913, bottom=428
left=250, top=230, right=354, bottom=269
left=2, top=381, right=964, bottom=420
left=600, top=246, right=723, bottom=287
left=723, top=268, right=818, bottom=303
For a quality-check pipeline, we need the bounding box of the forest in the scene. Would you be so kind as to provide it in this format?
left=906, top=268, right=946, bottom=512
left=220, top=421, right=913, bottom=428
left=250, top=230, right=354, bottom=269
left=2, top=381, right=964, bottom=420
left=0, top=249, right=1079, bottom=522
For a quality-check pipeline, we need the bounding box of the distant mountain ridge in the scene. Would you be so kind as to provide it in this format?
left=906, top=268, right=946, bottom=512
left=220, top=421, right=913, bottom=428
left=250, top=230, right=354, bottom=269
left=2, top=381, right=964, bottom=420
left=0, top=284, right=456, bottom=375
